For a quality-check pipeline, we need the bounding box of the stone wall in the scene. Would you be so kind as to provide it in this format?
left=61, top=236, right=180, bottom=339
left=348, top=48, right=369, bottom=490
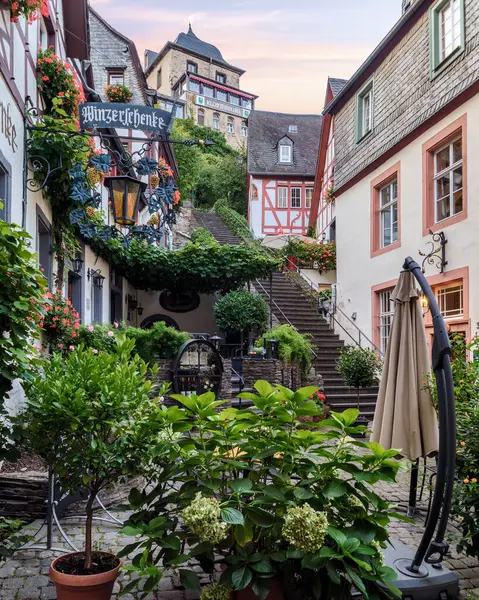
left=334, top=2, right=479, bottom=189
left=172, top=205, right=200, bottom=250
left=243, top=358, right=324, bottom=391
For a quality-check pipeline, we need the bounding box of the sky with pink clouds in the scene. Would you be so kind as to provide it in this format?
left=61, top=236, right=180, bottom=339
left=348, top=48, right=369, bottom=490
left=90, top=0, right=402, bottom=114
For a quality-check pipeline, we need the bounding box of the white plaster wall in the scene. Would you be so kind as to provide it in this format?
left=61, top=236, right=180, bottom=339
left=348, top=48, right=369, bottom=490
left=301, top=268, right=337, bottom=288
left=335, top=97, right=479, bottom=344
left=137, top=290, right=220, bottom=335
left=249, top=177, right=263, bottom=238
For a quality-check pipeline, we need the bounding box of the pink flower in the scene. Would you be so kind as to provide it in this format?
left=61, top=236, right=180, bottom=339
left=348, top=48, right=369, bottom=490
left=113, top=322, right=119, bottom=329
left=42, top=75, right=49, bottom=82
left=92, top=349, right=98, bottom=355
left=33, top=344, right=40, bottom=350
left=69, top=346, right=75, bottom=352
left=159, top=396, right=165, bottom=404
left=88, top=325, right=94, bottom=332
left=107, top=331, right=114, bottom=337
left=58, top=344, right=64, bottom=349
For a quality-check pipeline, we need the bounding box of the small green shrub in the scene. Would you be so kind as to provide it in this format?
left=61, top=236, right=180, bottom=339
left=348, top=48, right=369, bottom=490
left=257, top=324, right=314, bottom=371
left=190, top=227, right=217, bottom=246
left=76, top=322, right=191, bottom=362
left=214, top=290, right=269, bottom=334
left=0, top=518, right=30, bottom=560
left=336, top=346, right=382, bottom=390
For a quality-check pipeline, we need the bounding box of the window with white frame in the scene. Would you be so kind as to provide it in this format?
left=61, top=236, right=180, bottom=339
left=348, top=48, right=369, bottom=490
left=212, top=113, right=220, bottom=129
left=241, top=121, right=247, bottom=137
left=305, top=188, right=313, bottom=209
left=356, top=80, right=374, bottom=142
left=227, top=117, right=235, bottom=134
left=379, top=290, right=395, bottom=355
left=434, top=136, right=463, bottom=223
left=197, top=108, right=205, bottom=126
left=216, top=72, right=226, bottom=84
left=187, top=61, right=198, bottom=74
left=437, top=283, right=463, bottom=318
left=279, top=144, right=292, bottom=163
left=380, top=179, right=398, bottom=248
left=289, top=125, right=298, bottom=133
left=108, top=70, right=125, bottom=85
left=291, top=187, right=301, bottom=209
left=431, top=0, right=464, bottom=74
left=278, top=187, right=288, bottom=209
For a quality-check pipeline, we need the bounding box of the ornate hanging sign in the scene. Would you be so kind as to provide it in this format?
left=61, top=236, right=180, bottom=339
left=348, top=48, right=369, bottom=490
left=79, top=103, right=173, bottom=133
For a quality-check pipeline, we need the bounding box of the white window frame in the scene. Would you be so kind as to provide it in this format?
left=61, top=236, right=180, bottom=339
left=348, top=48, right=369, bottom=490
left=379, top=290, right=395, bottom=355
left=279, top=144, right=292, bottom=163
left=212, top=113, right=220, bottom=129
left=356, top=79, right=374, bottom=143
left=431, top=0, right=465, bottom=76
left=108, top=71, right=125, bottom=86
left=379, top=179, right=399, bottom=248
left=434, top=136, right=463, bottom=224
left=278, top=187, right=288, bottom=209
left=197, top=108, right=205, bottom=126
left=437, top=283, right=464, bottom=318
left=216, top=72, right=226, bottom=84
left=305, top=188, right=313, bottom=209
left=227, top=117, right=235, bottom=134
left=187, top=61, right=198, bottom=74
left=241, top=121, right=247, bottom=137
left=289, top=125, right=298, bottom=133
left=291, top=187, right=301, bottom=209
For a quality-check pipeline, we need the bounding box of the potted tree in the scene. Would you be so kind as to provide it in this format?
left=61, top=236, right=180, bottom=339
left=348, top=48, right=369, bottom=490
left=21, top=336, right=164, bottom=600
left=118, top=380, right=403, bottom=599
left=336, top=346, right=382, bottom=435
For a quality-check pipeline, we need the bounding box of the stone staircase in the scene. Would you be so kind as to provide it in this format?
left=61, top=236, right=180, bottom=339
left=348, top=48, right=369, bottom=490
left=255, top=273, right=379, bottom=419
left=193, top=212, right=243, bottom=245
left=194, top=210, right=379, bottom=418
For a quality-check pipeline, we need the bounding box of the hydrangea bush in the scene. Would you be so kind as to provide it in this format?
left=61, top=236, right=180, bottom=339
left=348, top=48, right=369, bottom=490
left=119, top=380, right=406, bottom=599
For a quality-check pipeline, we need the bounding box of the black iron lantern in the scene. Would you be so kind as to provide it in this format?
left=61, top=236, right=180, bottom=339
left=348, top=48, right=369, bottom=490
left=137, top=304, right=144, bottom=316
left=267, top=339, right=279, bottom=360
left=210, top=335, right=222, bottom=350
left=104, top=175, right=147, bottom=227
left=71, top=256, right=84, bottom=275
left=88, top=268, right=105, bottom=289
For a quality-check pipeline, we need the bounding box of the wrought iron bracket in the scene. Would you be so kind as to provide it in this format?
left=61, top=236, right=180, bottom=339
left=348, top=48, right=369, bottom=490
left=419, top=230, right=448, bottom=274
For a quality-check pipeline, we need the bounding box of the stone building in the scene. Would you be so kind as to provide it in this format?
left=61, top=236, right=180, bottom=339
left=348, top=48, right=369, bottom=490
left=144, top=25, right=258, bottom=149
left=309, top=0, right=479, bottom=355
left=247, top=111, right=322, bottom=238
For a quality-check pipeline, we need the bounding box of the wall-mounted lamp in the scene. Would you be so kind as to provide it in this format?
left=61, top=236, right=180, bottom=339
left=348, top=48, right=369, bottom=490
left=419, top=294, right=430, bottom=316
left=137, top=305, right=144, bottom=317
left=71, top=256, right=84, bottom=275
left=87, top=268, right=105, bottom=289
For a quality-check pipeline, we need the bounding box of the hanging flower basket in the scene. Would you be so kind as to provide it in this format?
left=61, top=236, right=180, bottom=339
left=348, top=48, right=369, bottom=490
left=323, top=184, right=335, bottom=205
left=105, top=84, right=133, bottom=104
left=4, top=0, right=49, bottom=23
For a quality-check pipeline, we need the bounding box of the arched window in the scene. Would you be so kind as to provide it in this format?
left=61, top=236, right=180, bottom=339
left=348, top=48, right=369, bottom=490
left=197, top=108, right=205, bottom=126
left=212, top=113, right=220, bottom=129
left=227, top=117, right=235, bottom=134
left=241, top=121, right=247, bottom=137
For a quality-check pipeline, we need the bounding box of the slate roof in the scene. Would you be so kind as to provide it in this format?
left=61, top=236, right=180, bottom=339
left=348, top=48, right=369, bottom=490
left=145, top=49, right=159, bottom=69
left=145, top=25, right=245, bottom=77
left=247, top=111, right=322, bottom=177
left=329, top=77, right=348, bottom=98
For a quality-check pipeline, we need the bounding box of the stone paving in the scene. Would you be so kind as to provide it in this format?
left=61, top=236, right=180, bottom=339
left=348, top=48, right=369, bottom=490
left=1, top=468, right=479, bottom=599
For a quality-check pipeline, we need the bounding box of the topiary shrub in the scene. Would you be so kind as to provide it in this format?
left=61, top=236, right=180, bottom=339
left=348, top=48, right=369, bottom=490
left=336, top=346, right=382, bottom=413
left=257, top=324, right=314, bottom=372
left=214, top=290, right=269, bottom=334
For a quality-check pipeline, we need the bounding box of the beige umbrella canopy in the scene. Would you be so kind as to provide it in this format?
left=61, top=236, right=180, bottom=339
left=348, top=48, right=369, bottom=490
left=371, top=271, right=439, bottom=461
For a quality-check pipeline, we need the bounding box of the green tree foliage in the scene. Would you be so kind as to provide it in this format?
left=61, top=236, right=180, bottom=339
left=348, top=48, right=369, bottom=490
left=21, top=337, right=166, bottom=571
left=171, top=117, right=246, bottom=214
left=336, top=347, right=382, bottom=390
left=214, top=291, right=269, bottom=334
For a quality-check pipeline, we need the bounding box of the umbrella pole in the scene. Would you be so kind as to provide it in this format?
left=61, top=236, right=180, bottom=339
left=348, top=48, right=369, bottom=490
left=403, top=257, right=455, bottom=572
left=407, top=460, right=419, bottom=518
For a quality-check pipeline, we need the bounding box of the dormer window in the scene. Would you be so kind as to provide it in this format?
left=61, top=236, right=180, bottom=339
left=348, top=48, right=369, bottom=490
left=289, top=125, right=298, bottom=134
left=279, top=144, right=292, bottom=163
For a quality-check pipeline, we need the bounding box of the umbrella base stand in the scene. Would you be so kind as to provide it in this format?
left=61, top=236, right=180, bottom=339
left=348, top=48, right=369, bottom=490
left=381, top=539, right=459, bottom=599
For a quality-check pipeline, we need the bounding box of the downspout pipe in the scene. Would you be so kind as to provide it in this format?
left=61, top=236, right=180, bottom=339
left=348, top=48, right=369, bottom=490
left=403, top=257, right=455, bottom=571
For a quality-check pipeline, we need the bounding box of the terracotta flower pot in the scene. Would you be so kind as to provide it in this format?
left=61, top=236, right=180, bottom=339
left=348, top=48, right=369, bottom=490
left=50, top=553, right=121, bottom=600
left=232, top=578, right=284, bottom=600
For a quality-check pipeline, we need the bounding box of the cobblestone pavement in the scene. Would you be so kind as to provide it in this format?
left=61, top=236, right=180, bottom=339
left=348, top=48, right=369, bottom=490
left=1, top=468, right=479, bottom=599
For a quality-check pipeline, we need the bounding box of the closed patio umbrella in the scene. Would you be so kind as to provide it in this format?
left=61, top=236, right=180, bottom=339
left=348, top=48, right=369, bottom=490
left=371, top=270, right=439, bottom=462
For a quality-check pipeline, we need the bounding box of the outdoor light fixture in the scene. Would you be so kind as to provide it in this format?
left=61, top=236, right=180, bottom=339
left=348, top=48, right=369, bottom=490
left=103, top=175, right=147, bottom=227
left=266, top=339, right=279, bottom=360
left=137, top=305, right=144, bottom=316
left=87, top=268, right=105, bottom=289
left=71, top=256, right=84, bottom=275
left=210, top=335, right=222, bottom=350
left=419, top=293, right=430, bottom=316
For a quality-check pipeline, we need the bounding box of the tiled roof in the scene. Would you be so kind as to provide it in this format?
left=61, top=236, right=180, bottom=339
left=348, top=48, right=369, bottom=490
left=145, top=49, right=159, bottom=69
left=329, top=77, right=348, bottom=98
left=247, top=111, right=322, bottom=176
